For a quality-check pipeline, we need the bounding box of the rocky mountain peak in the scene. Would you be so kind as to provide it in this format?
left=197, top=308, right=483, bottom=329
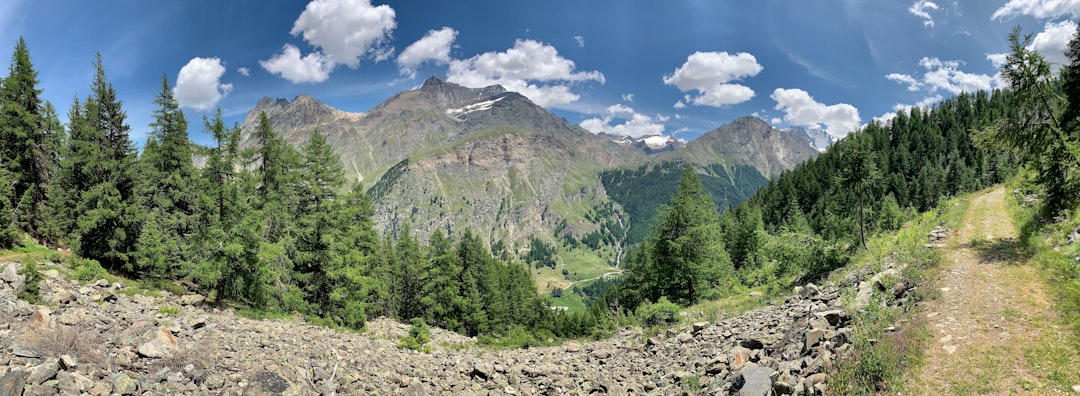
left=419, top=76, right=507, bottom=110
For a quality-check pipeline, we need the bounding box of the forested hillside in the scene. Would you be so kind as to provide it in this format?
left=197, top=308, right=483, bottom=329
left=0, top=39, right=565, bottom=339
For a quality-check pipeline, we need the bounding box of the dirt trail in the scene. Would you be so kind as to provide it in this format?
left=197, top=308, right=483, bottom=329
left=902, top=187, right=1073, bottom=394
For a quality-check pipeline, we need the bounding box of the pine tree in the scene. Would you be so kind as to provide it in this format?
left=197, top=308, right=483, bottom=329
left=133, top=76, right=196, bottom=279
left=0, top=37, right=52, bottom=241
left=70, top=54, right=138, bottom=270
left=251, top=112, right=302, bottom=308
left=648, top=166, right=734, bottom=305
left=192, top=110, right=265, bottom=306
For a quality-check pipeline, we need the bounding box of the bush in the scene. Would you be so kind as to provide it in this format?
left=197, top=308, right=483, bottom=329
left=397, top=318, right=432, bottom=353
left=17, top=261, right=43, bottom=303
left=67, top=256, right=107, bottom=282
left=637, top=297, right=680, bottom=327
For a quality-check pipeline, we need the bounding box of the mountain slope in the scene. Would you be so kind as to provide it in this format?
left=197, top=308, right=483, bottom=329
left=236, top=78, right=817, bottom=293
left=675, top=116, right=818, bottom=179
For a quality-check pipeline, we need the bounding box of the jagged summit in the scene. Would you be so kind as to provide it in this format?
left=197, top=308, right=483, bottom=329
left=680, top=116, right=818, bottom=179
left=419, top=76, right=507, bottom=110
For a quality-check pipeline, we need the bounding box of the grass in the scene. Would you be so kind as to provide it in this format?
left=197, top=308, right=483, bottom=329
left=1002, top=181, right=1080, bottom=391
left=828, top=193, right=966, bottom=394
left=684, top=287, right=771, bottom=323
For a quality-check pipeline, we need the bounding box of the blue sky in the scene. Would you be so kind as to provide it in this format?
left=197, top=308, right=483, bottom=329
left=1, top=0, right=1077, bottom=146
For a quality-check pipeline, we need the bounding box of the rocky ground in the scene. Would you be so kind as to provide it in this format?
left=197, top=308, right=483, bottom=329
left=0, top=251, right=915, bottom=395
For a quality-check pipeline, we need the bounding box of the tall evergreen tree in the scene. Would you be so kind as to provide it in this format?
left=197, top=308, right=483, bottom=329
left=0, top=37, right=52, bottom=241
left=69, top=54, right=138, bottom=269
left=648, top=166, right=734, bottom=305
left=251, top=112, right=302, bottom=308
left=192, top=110, right=266, bottom=306
left=133, top=75, right=196, bottom=279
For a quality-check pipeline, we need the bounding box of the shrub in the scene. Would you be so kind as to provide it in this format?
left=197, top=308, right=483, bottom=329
left=17, top=261, right=43, bottom=303
left=158, top=305, right=181, bottom=316
left=67, top=256, right=107, bottom=282
left=637, top=296, right=680, bottom=327
left=397, top=318, right=432, bottom=353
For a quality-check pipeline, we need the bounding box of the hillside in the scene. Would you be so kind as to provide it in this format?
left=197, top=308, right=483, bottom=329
left=238, top=77, right=817, bottom=294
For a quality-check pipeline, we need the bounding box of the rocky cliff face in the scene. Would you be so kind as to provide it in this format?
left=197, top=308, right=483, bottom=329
left=677, top=117, right=819, bottom=179
left=784, top=126, right=834, bottom=151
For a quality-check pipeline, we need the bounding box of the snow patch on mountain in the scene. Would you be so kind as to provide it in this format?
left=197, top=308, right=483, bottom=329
left=446, top=96, right=506, bottom=118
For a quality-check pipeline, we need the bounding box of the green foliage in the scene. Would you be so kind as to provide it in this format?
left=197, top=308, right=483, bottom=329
left=17, top=261, right=43, bottom=303
left=600, top=161, right=767, bottom=245
left=68, top=256, right=107, bottom=282
left=158, top=305, right=180, bottom=316
left=133, top=75, right=196, bottom=280
left=0, top=37, right=54, bottom=242
left=637, top=296, right=680, bottom=327
left=975, top=27, right=1080, bottom=213
left=524, top=235, right=557, bottom=269
left=397, top=318, right=433, bottom=352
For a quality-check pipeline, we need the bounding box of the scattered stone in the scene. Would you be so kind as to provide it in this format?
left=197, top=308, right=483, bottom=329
left=26, top=359, right=59, bottom=385
left=110, top=372, right=138, bottom=395
left=692, top=321, right=709, bottom=333
left=58, top=354, right=77, bottom=371
left=43, top=269, right=60, bottom=278
left=178, top=294, right=205, bottom=306
left=30, top=307, right=52, bottom=329
left=137, top=327, right=179, bottom=358
left=1071, top=384, right=1080, bottom=393
left=250, top=371, right=289, bottom=393
left=735, top=366, right=774, bottom=396
left=740, top=338, right=765, bottom=350
left=1, top=262, right=24, bottom=291
left=942, top=345, right=957, bottom=354
left=0, top=369, right=28, bottom=396
left=12, top=344, right=41, bottom=358
left=748, top=291, right=764, bottom=297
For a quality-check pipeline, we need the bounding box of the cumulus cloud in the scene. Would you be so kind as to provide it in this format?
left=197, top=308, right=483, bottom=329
left=771, top=88, right=861, bottom=138
left=237, top=67, right=250, bottom=77
left=992, top=0, right=1080, bottom=20
left=909, top=1, right=940, bottom=27
left=579, top=104, right=666, bottom=138
left=260, top=44, right=334, bottom=83
left=174, top=57, right=233, bottom=111
left=673, top=100, right=687, bottom=109
left=663, top=51, right=763, bottom=107
left=886, top=57, right=995, bottom=95
left=1029, top=20, right=1077, bottom=68
left=397, top=27, right=458, bottom=78
left=574, top=35, right=585, bottom=47
left=874, top=95, right=944, bottom=124
left=447, top=39, right=605, bottom=107
left=262, top=0, right=396, bottom=83
left=622, top=93, right=634, bottom=102
left=290, top=0, right=396, bottom=66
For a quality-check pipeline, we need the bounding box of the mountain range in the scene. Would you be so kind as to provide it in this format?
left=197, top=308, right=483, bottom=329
left=238, top=76, right=820, bottom=291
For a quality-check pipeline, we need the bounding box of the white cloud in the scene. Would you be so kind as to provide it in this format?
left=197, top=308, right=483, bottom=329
left=447, top=39, right=605, bottom=107
left=886, top=73, right=921, bottom=91
left=397, top=27, right=458, bottom=78
left=663, top=51, right=763, bottom=107
left=174, top=57, right=233, bottom=111
left=656, top=114, right=670, bottom=122
left=579, top=104, right=666, bottom=138
left=290, top=0, right=396, bottom=67
left=909, top=1, right=940, bottom=27
left=875, top=94, right=943, bottom=123
left=992, top=0, right=1080, bottom=20
left=770, top=117, right=782, bottom=125
left=574, top=35, right=585, bottom=48
left=237, top=67, right=250, bottom=77
left=771, top=88, right=861, bottom=138
left=986, top=52, right=1009, bottom=68
left=622, top=93, right=634, bottom=102
left=262, top=0, right=396, bottom=83
left=887, top=57, right=995, bottom=95
left=1030, top=20, right=1077, bottom=68
left=260, top=44, right=334, bottom=83
left=673, top=100, right=687, bottom=109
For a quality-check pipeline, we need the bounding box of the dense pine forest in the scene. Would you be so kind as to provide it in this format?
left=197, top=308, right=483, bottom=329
left=4, top=23, right=1080, bottom=345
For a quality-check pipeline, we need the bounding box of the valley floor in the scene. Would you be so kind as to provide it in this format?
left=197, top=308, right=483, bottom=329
left=900, top=187, right=1080, bottom=394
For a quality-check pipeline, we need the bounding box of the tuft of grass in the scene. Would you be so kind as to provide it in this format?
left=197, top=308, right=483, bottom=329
left=16, top=323, right=102, bottom=362
left=158, top=305, right=181, bottom=316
